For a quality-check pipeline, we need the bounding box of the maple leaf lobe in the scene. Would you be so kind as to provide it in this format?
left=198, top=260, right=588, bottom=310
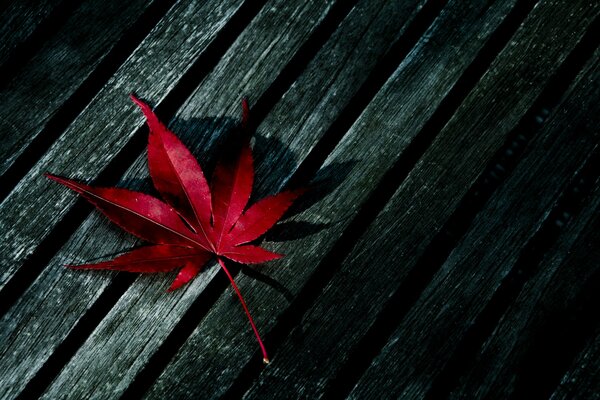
left=46, top=95, right=305, bottom=364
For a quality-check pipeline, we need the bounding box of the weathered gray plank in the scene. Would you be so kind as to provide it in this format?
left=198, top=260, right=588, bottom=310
left=0, top=0, right=248, bottom=397
left=348, top=31, right=599, bottom=400
left=551, top=329, right=600, bottom=400
left=3, top=0, right=345, bottom=398
left=240, top=2, right=600, bottom=398
left=0, top=0, right=160, bottom=178
left=450, top=181, right=600, bottom=399
left=36, top=0, right=433, bottom=398
left=142, top=0, right=589, bottom=397
left=0, top=0, right=63, bottom=67
left=0, top=0, right=246, bottom=289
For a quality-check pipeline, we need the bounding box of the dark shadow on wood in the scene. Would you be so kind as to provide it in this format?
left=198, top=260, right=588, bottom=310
left=285, top=160, right=357, bottom=218
left=263, top=221, right=330, bottom=242
left=117, top=116, right=353, bottom=302
left=0, top=0, right=268, bottom=321
left=223, top=0, right=597, bottom=397
left=240, top=265, right=294, bottom=303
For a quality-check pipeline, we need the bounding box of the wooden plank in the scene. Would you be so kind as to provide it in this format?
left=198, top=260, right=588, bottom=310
left=34, top=0, right=434, bottom=398
left=240, top=2, right=600, bottom=399
left=0, top=0, right=161, bottom=178
left=0, top=0, right=247, bottom=290
left=449, top=182, right=600, bottom=399
left=0, top=0, right=249, bottom=397
left=551, top=329, right=600, bottom=400
left=0, top=0, right=63, bottom=67
left=348, top=36, right=599, bottom=400
left=1, top=0, right=346, bottom=398
left=142, top=0, right=600, bottom=397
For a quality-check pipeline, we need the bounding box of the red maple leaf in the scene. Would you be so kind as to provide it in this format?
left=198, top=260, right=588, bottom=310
left=46, top=95, right=304, bottom=363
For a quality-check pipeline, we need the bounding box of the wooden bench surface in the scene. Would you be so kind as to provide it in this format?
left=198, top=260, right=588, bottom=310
left=0, top=0, right=598, bottom=398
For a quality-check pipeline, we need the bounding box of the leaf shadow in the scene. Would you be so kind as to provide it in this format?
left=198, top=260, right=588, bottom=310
left=285, top=159, right=357, bottom=218
left=239, top=264, right=294, bottom=302
left=107, top=112, right=356, bottom=300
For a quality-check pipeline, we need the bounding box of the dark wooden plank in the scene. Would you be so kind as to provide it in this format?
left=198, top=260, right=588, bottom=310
left=0, top=0, right=248, bottom=397
left=34, top=0, right=432, bottom=397
left=0, top=0, right=246, bottom=291
left=0, top=0, right=160, bottom=178
left=2, top=0, right=347, bottom=398
left=142, top=0, right=591, bottom=397
left=348, top=34, right=599, bottom=400
left=242, top=5, right=599, bottom=400
left=0, top=0, right=63, bottom=67
left=551, top=329, right=600, bottom=400
left=449, top=182, right=600, bottom=399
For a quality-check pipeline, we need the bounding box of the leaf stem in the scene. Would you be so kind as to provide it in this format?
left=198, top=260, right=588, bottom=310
left=217, top=257, right=269, bottom=364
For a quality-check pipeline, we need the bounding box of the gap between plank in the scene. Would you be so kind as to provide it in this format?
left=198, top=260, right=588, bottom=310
left=429, top=147, right=600, bottom=400
left=225, top=0, right=545, bottom=396
left=7, top=0, right=360, bottom=398
left=0, top=0, right=268, bottom=362
left=0, top=0, right=177, bottom=202
left=118, top=0, right=376, bottom=397
left=124, top=0, right=453, bottom=396
left=512, top=206, right=600, bottom=399
left=423, top=21, right=600, bottom=399
left=288, top=0, right=449, bottom=189
left=326, top=13, right=600, bottom=400
left=10, top=0, right=272, bottom=396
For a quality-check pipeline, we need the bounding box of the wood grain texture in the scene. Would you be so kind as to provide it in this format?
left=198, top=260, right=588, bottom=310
left=0, top=0, right=63, bottom=67
left=0, top=1, right=247, bottom=397
left=240, top=0, right=535, bottom=397
left=0, top=0, right=245, bottom=290
left=348, top=11, right=600, bottom=399
left=242, top=2, right=600, bottom=399
left=0, top=0, right=157, bottom=177
left=8, top=0, right=342, bottom=398
left=450, top=178, right=600, bottom=399
left=142, top=0, right=564, bottom=397
left=37, top=0, right=432, bottom=398
left=0, top=0, right=597, bottom=398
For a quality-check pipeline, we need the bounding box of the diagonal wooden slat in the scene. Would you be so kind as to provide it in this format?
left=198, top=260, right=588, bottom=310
left=142, top=0, right=585, bottom=397
left=35, top=0, right=433, bottom=398
left=348, top=31, right=599, bottom=400
left=241, top=3, right=600, bottom=399
left=0, top=0, right=251, bottom=397
left=0, top=0, right=248, bottom=291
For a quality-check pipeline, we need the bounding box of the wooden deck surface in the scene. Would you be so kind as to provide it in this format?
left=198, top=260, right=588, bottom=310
left=0, top=0, right=598, bottom=398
